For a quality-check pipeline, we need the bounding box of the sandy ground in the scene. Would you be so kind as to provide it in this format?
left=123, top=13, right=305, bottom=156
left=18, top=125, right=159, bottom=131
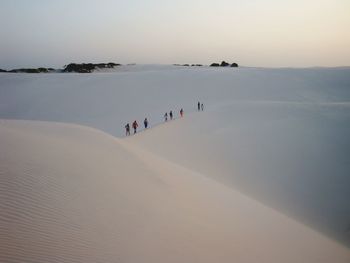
left=1, top=119, right=349, bottom=262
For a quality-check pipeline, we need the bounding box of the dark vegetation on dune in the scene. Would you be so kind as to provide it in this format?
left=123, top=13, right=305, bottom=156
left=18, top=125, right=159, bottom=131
left=3, top=68, right=55, bottom=73
left=8, top=68, right=54, bottom=73
left=63, top=63, right=121, bottom=73
left=2, top=61, right=239, bottom=74
left=173, top=61, right=238, bottom=68
left=2, top=63, right=121, bottom=73
left=173, top=64, right=203, bottom=67
left=210, top=61, right=239, bottom=67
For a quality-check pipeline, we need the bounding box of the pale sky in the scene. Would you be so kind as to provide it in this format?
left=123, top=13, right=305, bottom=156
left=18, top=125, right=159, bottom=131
left=1, top=0, right=349, bottom=69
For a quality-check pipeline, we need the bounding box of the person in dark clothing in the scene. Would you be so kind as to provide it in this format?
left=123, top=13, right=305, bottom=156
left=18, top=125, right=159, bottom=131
left=169, top=111, right=173, bottom=120
left=164, top=112, right=168, bottom=122
left=201, top=103, right=204, bottom=111
left=198, top=101, right=200, bottom=111
left=180, top=108, right=184, bottom=117
left=132, top=120, right=138, bottom=134
left=144, top=118, right=148, bottom=129
left=125, top=123, right=130, bottom=136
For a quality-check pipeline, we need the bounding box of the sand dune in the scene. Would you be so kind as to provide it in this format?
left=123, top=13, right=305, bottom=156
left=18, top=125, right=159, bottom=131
left=1, top=66, right=350, bottom=261
left=130, top=100, right=350, bottom=245
left=1, top=119, right=349, bottom=262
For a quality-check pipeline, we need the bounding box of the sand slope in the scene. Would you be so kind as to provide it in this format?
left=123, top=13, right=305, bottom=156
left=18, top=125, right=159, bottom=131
left=1, top=68, right=349, bottom=243
left=130, top=101, right=350, bottom=245
left=1, top=120, right=349, bottom=262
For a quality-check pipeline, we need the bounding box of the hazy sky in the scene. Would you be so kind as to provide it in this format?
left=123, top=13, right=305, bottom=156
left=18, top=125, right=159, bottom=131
left=1, top=0, right=349, bottom=68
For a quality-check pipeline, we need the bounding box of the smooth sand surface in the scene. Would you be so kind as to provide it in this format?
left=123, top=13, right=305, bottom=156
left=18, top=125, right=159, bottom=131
left=1, top=119, right=349, bottom=262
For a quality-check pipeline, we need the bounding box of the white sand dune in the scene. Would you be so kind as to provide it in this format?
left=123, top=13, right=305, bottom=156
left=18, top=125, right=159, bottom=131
left=1, top=66, right=350, bottom=261
left=1, top=119, right=350, bottom=262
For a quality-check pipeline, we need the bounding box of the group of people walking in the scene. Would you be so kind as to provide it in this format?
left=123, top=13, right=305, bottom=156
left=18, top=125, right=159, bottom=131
left=124, top=102, right=203, bottom=136
left=125, top=118, right=148, bottom=136
left=164, top=108, right=184, bottom=122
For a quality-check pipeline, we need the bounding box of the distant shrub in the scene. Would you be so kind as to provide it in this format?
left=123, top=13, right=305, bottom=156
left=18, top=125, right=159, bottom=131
left=63, top=63, right=121, bottom=73
left=174, top=64, right=203, bottom=67
left=220, top=61, right=230, bottom=67
left=9, top=68, right=43, bottom=73
left=210, top=61, right=239, bottom=68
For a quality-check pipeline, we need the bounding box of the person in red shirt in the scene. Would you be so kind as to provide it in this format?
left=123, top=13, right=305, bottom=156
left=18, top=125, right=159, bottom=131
left=132, top=120, right=138, bottom=134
